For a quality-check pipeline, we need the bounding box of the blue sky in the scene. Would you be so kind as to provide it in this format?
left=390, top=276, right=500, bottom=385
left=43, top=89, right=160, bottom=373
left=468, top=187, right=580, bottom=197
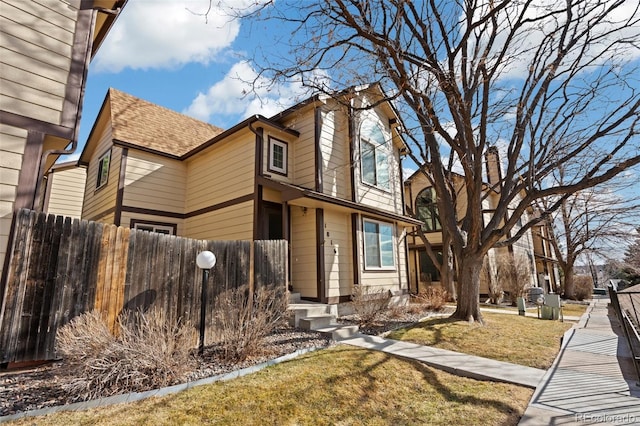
left=76, top=0, right=308, bottom=159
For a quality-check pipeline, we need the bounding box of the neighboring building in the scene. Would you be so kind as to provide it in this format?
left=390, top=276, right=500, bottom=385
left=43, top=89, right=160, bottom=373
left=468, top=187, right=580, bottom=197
left=43, top=161, right=87, bottom=219
left=0, top=0, right=126, bottom=281
left=404, top=149, right=559, bottom=297
left=77, top=85, right=421, bottom=303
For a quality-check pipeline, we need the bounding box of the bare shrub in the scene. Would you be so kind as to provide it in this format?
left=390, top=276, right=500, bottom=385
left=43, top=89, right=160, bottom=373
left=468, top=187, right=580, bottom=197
left=496, top=253, right=533, bottom=305
left=574, top=275, right=594, bottom=301
left=350, top=285, right=391, bottom=326
left=414, top=286, right=449, bottom=311
left=56, top=308, right=196, bottom=400
left=481, top=256, right=502, bottom=304
left=212, top=284, right=288, bottom=362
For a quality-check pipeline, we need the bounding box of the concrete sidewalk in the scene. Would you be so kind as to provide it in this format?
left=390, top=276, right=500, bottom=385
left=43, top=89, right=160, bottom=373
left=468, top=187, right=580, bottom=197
left=341, top=333, right=545, bottom=388
left=519, top=297, right=640, bottom=425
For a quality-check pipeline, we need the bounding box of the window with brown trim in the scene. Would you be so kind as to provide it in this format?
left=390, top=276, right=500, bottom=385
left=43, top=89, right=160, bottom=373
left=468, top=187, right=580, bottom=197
left=96, top=150, right=111, bottom=189
left=131, top=220, right=176, bottom=235
left=363, top=218, right=395, bottom=269
left=268, top=137, right=288, bottom=175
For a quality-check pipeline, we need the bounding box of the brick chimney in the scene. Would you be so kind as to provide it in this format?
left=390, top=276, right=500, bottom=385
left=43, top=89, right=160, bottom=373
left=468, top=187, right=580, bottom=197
left=485, top=146, right=502, bottom=192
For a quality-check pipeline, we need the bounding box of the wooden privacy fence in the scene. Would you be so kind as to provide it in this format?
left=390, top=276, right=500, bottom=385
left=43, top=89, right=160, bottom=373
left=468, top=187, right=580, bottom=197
left=0, top=209, right=288, bottom=364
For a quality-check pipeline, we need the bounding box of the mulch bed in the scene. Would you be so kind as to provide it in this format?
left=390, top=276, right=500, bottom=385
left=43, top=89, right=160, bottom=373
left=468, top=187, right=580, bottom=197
left=1, top=305, right=451, bottom=417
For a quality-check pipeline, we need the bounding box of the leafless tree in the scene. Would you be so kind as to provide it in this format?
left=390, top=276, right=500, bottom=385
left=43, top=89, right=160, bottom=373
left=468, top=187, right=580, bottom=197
left=624, top=227, right=640, bottom=274
left=228, top=0, right=640, bottom=322
left=541, top=173, right=640, bottom=299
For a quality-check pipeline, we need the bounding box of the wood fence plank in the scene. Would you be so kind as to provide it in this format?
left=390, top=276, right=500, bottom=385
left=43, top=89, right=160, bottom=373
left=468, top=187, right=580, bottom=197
left=113, top=227, right=129, bottom=322
left=48, top=216, right=73, bottom=354
left=19, top=211, right=47, bottom=361
left=43, top=215, right=65, bottom=358
left=68, top=219, right=87, bottom=321
left=82, top=220, right=101, bottom=314
left=122, top=228, right=136, bottom=316
left=36, top=213, right=60, bottom=360
left=1, top=210, right=36, bottom=362
left=32, top=213, right=56, bottom=359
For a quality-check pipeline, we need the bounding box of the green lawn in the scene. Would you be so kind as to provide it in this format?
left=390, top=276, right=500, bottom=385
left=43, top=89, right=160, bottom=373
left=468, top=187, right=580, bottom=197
left=387, top=312, right=572, bottom=369
left=8, top=347, right=532, bottom=426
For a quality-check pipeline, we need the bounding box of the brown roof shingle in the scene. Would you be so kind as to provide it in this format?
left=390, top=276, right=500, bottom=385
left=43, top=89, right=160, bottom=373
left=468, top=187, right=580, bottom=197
left=109, top=88, right=223, bottom=157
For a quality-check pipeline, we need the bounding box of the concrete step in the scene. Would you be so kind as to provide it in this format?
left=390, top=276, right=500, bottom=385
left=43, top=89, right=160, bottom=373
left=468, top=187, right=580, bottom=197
left=315, top=324, right=360, bottom=341
left=288, top=292, right=301, bottom=304
left=299, top=315, right=335, bottom=330
left=288, top=303, right=338, bottom=327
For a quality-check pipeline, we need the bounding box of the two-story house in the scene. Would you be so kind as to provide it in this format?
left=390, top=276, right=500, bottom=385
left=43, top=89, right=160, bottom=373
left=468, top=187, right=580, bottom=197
left=78, top=85, right=421, bottom=304
left=404, top=148, right=559, bottom=297
left=0, top=0, right=126, bottom=282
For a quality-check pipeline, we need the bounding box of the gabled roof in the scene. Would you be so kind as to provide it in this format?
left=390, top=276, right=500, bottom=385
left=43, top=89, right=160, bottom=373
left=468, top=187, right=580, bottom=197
left=108, top=88, right=223, bottom=157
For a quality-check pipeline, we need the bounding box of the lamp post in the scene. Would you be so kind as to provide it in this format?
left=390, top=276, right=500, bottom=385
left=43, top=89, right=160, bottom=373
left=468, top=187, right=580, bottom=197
left=196, top=250, right=216, bottom=355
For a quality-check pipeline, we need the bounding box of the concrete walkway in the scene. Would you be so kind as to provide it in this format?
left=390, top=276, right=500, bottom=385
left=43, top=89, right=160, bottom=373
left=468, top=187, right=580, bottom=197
left=342, top=298, right=640, bottom=425
left=519, top=297, right=640, bottom=425
left=341, top=333, right=545, bottom=388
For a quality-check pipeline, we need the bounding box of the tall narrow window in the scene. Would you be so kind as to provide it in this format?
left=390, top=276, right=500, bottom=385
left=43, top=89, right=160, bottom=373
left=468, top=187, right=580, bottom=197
left=268, top=137, right=288, bottom=175
left=96, top=150, right=111, bottom=189
left=363, top=219, right=395, bottom=269
left=416, top=187, right=441, bottom=231
left=360, top=118, right=390, bottom=190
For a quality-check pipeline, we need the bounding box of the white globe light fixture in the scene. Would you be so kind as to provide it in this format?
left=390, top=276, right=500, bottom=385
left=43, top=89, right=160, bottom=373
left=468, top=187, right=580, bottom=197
left=196, top=251, right=216, bottom=269
left=196, top=250, right=216, bottom=355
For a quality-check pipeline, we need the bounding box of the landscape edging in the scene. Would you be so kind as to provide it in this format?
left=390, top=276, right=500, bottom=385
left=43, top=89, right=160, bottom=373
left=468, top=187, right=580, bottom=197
left=0, top=346, right=324, bottom=423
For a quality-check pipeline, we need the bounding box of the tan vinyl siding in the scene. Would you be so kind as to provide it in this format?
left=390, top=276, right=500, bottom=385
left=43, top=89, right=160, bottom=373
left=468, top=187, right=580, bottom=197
left=283, top=108, right=316, bottom=189
left=262, top=187, right=282, bottom=203
left=46, top=166, right=86, bottom=218
left=0, top=0, right=79, bottom=126
left=82, top=124, right=119, bottom=223
left=290, top=206, right=317, bottom=298
left=323, top=210, right=353, bottom=299
left=184, top=201, right=253, bottom=241
left=319, top=106, right=350, bottom=199
left=0, top=123, right=27, bottom=278
left=186, top=133, right=255, bottom=212
left=123, top=151, right=186, bottom=213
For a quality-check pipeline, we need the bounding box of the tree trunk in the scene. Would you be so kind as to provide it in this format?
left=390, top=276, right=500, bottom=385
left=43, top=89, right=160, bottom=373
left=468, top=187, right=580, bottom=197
left=451, top=255, right=484, bottom=323
left=563, top=266, right=576, bottom=300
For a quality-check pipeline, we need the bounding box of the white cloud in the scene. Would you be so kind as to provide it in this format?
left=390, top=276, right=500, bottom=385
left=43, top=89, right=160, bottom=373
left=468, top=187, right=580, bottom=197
left=93, top=0, right=261, bottom=73
left=183, top=61, right=327, bottom=124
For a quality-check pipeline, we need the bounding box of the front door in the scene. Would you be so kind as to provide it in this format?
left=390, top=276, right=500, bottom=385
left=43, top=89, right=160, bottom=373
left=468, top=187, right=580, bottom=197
left=262, top=202, right=283, bottom=240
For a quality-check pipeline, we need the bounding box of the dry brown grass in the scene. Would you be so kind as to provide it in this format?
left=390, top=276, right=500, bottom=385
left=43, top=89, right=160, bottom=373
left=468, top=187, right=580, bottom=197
left=56, top=309, right=196, bottom=401
left=9, top=347, right=532, bottom=426
left=387, top=312, right=572, bottom=369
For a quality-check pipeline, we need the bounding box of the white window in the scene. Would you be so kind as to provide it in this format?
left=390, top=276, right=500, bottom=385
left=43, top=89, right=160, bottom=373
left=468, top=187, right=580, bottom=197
left=360, top=118, right=390, bottom=190
left=363, top=219, right=395, bottom=269
left=268, top=137, right=288, bottom=175
left=96, top=150, right=111, bottom=189
left=133, top=222, right=175, bottom=235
